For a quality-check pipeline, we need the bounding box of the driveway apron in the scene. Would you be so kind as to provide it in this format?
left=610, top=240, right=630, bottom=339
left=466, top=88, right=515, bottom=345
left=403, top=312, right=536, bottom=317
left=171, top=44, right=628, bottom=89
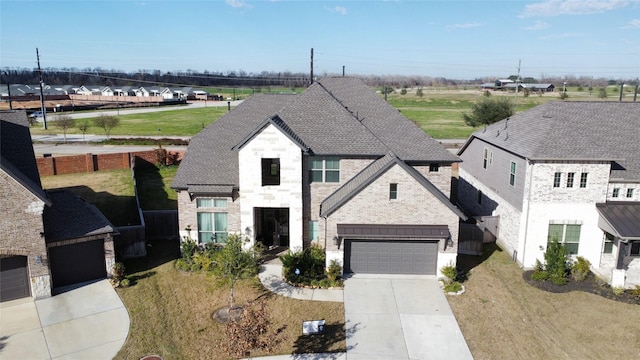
left=344, top=277, right=472, bottom=360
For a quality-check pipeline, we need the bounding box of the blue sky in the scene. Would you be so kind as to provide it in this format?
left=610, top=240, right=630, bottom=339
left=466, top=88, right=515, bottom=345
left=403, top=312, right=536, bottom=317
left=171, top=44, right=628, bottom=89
left=1, top=0, right=639, bottom=80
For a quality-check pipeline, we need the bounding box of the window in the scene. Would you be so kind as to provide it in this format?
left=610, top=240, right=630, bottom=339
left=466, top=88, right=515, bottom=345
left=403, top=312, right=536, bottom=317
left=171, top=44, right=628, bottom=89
left=580, top=173, right=588, bottom=188
left=389, top=183, right=398, bottom=200
left=509, top=161, right=516, bottom=186
left=553, top=172, right=562, bottom=188
left=429, top=163, right=439, bottom=172
left=566, top=172, right=574, bottom=188
left=197, top=198, right=227, bottom=208
left=261, top=158, right=280, bottom=186
left=547, top=224, right=581, bottom=255
left=627, top=188, right=635, bottom=198
left=477, top=190, right=483, bottom=204
left=604, top=233, right=614, bottom=254
left=631, top=242, right=640, bottom=256
left=483, top=148, right=489, bottom=169
left=612, top=188, right=620, bottom=198
left=197, top=212, right=228, bottom=244
left=310, top=157, right=340, bottom=183
left=309, top=221, right=319, bottom=242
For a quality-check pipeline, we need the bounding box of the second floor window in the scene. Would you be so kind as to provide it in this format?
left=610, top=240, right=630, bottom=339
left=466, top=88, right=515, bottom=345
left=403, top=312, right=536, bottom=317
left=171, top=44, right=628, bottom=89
left=262, top=158, right=280, bottom=186
left=389, top=183, right=398, bottom=199
left=553, top=172, right=562, bottom=188
left=613, top=188, right=620, bottom=198
left=509, top=162, right=516, bottom=186
left=580, top=173, right=588, bottom=188
left=311, top=157, right=340, bottom=183
left=566, top=172, right=574, bottom=188
left=627, top=188, right=635, bottom=198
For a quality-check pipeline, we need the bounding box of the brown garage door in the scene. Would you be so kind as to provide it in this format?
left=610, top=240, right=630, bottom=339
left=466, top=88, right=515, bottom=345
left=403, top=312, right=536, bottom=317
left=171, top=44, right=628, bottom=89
left=49, top=239, right=107, bottom=289
left=1, top=256, right=30, bottom=302
left=345, top=240, right=438, bottom=275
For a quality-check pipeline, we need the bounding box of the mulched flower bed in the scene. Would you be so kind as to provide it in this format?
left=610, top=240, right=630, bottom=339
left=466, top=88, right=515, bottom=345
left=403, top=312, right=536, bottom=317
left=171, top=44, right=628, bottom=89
left=523, top=270, right=640, bottom=305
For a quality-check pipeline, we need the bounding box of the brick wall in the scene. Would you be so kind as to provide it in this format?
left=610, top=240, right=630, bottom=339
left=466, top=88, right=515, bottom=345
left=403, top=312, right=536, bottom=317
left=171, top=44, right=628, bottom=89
left=36, top=150, right=184, bottom=176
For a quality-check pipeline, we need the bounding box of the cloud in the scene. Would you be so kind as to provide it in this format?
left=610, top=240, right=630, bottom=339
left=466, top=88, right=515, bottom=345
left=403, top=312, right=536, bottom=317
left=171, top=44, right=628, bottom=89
left=226, top=0, right=252, bottom=9
left=621, top=19, right=640, bottom=29
left=450, top=22, right=483, bottom=29
left=522, top=21, right=551, bottom=30
left=540, top=32, right=582, bottom=39
left=521, top=0, right=628, bottom=17
left=327, top=6, right=347, bottom=15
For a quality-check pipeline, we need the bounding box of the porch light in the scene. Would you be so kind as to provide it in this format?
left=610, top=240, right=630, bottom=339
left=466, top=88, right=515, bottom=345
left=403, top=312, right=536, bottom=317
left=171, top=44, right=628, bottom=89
left=446, top=237, right=454, bottom=249
left=333, top=236, right=342, bottom=248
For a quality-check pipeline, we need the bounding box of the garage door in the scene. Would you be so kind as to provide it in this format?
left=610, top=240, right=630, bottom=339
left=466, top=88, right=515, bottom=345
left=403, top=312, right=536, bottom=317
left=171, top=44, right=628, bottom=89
left=1, top=256, right=30, bottom=302
left=345, top=240, right=438, bottom=275
left=49, top=239, right=107, bottom=289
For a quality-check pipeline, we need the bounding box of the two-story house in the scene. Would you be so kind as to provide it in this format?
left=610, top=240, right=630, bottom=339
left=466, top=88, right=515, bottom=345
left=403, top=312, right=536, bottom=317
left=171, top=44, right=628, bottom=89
left=457, top=101, right=640, bottom=288
left=172, top=77, right=466, bottom=276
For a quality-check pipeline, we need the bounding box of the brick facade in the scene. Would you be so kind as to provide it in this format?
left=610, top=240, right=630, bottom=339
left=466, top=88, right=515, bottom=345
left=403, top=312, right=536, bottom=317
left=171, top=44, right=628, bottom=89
left=0, top=171, right=51, bottom=298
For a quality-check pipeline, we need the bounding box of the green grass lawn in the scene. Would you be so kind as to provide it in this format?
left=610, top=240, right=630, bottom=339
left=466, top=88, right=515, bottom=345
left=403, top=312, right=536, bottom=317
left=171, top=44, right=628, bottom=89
left=135, top=165, right=179, bottom=210
left=30, top=107, right=228, bottom=137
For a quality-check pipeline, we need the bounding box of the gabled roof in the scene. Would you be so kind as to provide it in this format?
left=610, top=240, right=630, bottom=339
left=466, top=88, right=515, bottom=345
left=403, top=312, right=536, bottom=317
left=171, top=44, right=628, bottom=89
left=320, top=153, right=466, bottom=220
left=596, top=202, right=640, bottom=240
left=459, top=102, right=640, bottom=182
left=0, top=111, right=50, bottom=205
left=232, top=115, right=310, bottom=153
left=43, top=189, right=117, bottom=243
left=173, top=77, right=458, bottom=191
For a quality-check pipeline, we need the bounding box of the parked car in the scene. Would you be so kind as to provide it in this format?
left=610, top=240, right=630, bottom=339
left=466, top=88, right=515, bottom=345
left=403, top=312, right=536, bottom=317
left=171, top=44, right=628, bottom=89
left=29, top=111, right=44, bottom=118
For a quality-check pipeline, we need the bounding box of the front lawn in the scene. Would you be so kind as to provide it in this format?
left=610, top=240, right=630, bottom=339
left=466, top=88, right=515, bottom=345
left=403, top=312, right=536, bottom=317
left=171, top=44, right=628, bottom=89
left=448, top=244, right=640, bottom=359
left=114, top=240, right=346, bottom=360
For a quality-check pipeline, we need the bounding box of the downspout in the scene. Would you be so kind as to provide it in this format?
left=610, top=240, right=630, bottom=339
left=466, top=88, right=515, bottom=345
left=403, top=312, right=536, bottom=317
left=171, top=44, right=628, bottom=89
left=520, top=158, right=534, bottom=266
left=323, top=216, right=328, bottom=250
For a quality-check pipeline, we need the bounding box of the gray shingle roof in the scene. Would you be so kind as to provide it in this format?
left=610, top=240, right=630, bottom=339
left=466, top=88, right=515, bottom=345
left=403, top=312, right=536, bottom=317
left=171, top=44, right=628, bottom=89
left=0, top=111, right=51, bottom=205
left=320, top=153, right=467, bottom=220
left=462, top=102, right=640, bottom=181
left=43, top=189, right=117, bottom=243
left=173, top=77, right=458, bottom=191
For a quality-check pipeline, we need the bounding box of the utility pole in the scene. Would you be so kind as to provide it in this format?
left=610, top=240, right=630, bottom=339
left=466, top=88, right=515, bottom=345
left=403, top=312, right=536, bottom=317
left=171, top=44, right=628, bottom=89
left=514, top=59, right=521, bottom=110
left=310, top=48, right=314, bottom=85
left=342, top=65, right=345, bottom=77
left=36, top=48, right=48, bottom=129
left=3, top=72, right=12, bottom=110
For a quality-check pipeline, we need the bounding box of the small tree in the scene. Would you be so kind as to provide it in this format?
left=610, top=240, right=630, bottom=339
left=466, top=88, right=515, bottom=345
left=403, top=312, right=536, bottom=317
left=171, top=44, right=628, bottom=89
left=212, top=234, right=261, bottom=307
left=93, top=114, right=120, bottom=139
left=416, top=88, right=424, bottom=97
left=54, top=115, right=76, bottom=143
left=544, top=238, right=569, bottom=285
left=559, top=91, right=569, bottom=100
left=598, top=88, right=607, bottom=99
left=462, top=97, right=514, bottom=127
left=77, top=120, right=90, bottom=141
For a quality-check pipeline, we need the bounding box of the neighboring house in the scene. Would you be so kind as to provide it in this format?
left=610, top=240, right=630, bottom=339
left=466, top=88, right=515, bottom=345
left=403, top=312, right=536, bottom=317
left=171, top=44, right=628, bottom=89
left=172, top=77, right=467, bottom=277
left=456, top=102, right=640, bottom=288
left=0, top=110, right=117, bottom=302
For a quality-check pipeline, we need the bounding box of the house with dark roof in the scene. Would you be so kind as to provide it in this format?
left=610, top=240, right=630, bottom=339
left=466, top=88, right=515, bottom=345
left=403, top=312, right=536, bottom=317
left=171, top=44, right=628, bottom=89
left=172, top=77, right=466, bottom=276
left=0, top=110, right=117, bottom=302
left=456, top=101, right=640, bottom=288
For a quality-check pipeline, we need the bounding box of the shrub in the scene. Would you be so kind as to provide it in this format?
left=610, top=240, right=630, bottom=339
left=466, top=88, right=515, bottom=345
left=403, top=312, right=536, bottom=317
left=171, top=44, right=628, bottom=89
left=120, top=278, right=131, bottom=287
left=181, top=236, right=198, bottom=262
left=444, top=281, right=463, bottom=293
left=550, top=272, right=568, bottom=286
left=559, top=92, right=569, bottom=100
left=571, top=256, right=591, bottom=282
left=630, top=285, right=640, bottom=299
left=440, top=264, right=457, bottom=285
left=326, top=259, right=342, bottom=284
left=544, top=238, right=569, bottom=282
left=534, top=259, right=544, bottom=272
left=612, top=286, right=625, bottom=296
left=175, top=258, right=191, bottom=271
left=531, top=270, right=549, bottom=281
left=280, top=244, right=325, bottom=285
left=112, top=262, right=126, bottom=282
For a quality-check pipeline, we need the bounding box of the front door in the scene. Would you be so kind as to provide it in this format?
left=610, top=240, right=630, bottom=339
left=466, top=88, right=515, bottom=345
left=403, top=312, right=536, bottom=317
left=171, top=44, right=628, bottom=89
left=254, top=208, right=289, bottom=248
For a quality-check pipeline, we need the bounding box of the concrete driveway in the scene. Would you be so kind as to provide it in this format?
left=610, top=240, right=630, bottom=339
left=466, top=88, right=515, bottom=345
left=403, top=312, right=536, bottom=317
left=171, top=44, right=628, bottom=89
left=344, top=276, right=472, bottom=360
left=0, top=280, right=129, bottom=359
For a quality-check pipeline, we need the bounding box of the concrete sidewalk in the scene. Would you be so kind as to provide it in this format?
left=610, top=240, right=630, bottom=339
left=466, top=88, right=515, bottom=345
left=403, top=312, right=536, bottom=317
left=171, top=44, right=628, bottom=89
left=0, top=280, right=129, bottom=360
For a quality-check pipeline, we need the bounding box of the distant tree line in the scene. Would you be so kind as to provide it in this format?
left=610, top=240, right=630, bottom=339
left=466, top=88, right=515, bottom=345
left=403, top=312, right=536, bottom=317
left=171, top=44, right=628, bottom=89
left=1, top=66, right=636, bottom=90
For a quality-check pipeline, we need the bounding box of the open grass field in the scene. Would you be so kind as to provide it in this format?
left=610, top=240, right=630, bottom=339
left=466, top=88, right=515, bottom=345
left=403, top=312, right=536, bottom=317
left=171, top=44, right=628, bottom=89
left=26, top=85, right=635, bottom=140
left=114, top=241, right=346, bottom=360
left=449, top=244, right=640, bottom=360
left=29, top=106, right=228, bottom=137
left=40, top=169, right=138, bottom=226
